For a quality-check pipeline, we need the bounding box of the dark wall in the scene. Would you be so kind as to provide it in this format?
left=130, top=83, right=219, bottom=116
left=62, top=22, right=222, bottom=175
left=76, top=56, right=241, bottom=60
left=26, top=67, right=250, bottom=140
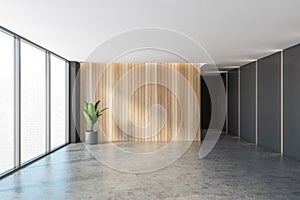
left=240, top=62, right=256, bottom=143
left=201, top=77, right=211, bottom=130
left=201, top=74, right=226, bottom=138
left=225, top=43, right=300, bottom=160
left=221, top=73, right=226, bottom=132
left=228, top=69, right=238, bottom=136
left=69, top=61, right=81, bottom=143
left=258, top=52, right=281, bottom=152
left=284, top=44, right=300, bottom=160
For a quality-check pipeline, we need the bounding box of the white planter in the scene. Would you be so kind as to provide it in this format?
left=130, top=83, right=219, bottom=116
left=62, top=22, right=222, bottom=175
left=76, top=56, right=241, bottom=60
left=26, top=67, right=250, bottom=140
left=85, top=131, right=98, bottom=145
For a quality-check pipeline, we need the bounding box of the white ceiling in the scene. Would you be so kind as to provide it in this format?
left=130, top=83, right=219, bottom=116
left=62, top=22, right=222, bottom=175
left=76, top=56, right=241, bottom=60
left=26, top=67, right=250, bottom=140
left=0, top=0, right=300, bottom=66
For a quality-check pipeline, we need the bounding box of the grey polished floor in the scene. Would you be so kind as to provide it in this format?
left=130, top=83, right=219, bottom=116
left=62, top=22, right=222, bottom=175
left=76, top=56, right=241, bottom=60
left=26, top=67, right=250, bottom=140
left=1, top=135, right=300, bottom=200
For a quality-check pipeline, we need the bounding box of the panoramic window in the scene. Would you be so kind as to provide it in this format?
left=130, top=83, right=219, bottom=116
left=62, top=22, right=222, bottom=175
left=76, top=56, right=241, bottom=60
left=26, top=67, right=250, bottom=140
left=0, top=27, right=69, bottom=178
left=50, top=55, right=67, bottom=149
left=20, top=41, right=46, bottom=164
left=0, top=31, right=14, bottom=174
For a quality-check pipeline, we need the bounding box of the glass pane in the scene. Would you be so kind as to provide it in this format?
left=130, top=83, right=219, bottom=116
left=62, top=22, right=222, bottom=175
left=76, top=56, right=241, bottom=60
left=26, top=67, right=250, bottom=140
left=21, top=41, right=46, bottom=163
left=50, top=55, right=66, bottom=149
left=0, top=31, right=14, bottom=174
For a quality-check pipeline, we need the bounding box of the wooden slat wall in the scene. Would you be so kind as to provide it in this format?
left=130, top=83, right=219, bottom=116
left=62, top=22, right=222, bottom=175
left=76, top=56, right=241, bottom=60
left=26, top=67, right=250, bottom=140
left=80, top=63, right=201, bottom=142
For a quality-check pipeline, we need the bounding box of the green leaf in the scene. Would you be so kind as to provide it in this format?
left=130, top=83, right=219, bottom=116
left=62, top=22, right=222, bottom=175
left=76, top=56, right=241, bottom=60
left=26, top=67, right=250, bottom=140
left=83, top=100, right=107, bottom=130
left=98, top=107, right=108, bottom=114
left=95, top=100, right=101, bottom=110
left=87, top=103, right=95, bottom=115
left=87, top=103, right=97, bottom=122
left=96, top=110, right=100, bottom=118
left=96, top=108, right=107, bottom=119
left=83, top=110, right=93, bottom=128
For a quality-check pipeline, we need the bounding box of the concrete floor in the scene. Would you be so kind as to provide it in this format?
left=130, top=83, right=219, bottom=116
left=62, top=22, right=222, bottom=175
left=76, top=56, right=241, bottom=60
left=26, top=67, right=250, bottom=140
left=0, top=135, right=300, bottom=200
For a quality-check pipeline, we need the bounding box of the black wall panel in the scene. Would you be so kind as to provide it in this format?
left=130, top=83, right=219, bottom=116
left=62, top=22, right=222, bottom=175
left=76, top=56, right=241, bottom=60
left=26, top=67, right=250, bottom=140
left=201, top=77, right=211, bottom=130
left=201, top=74, right=226, bottom=138
left=240, top=62, right=256, bottom=143
left=228, top=69, right=238, bottom=136
left=284, top=44, right=300, bottom=160
left=258, top=52, right=281, bottom=152
left=222, top=73, right=226, bottom=132
left=69, top=61, right=81, bottom=143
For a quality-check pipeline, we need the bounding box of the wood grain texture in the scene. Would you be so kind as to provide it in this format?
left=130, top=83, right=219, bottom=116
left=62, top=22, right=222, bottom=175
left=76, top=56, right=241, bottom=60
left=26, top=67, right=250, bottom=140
left=80, top=63, right=201, bottom=142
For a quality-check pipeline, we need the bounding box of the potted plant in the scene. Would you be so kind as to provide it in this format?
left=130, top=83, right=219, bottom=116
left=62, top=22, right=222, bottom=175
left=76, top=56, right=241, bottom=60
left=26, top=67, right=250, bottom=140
left=83, top=100, right=107, bottom=144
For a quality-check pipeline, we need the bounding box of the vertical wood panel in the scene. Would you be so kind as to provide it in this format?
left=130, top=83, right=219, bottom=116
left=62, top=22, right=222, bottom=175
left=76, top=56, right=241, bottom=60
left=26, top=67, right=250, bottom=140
left=80, top=63, right=201, bottom=142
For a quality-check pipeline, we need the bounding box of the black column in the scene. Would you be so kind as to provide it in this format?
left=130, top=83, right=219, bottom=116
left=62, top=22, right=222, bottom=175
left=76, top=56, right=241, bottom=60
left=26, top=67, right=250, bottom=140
left=69, top=61, right=81, bottom=143
left=201, top=76, right=212, bottom=132
left=257, top=52, right=281, bottom=152
left=240, top=62, right=256, bottom=143
left=221, top=73, right=226, bottom=132
left=201, top=74, right=226, bottom=134
left=228, top=69, right=238, bottom=136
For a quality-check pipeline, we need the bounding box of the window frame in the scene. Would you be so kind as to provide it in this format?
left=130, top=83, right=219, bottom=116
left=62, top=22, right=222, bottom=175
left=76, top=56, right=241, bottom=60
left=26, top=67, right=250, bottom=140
left=0, top=29, right=15, bottom=175
left=0, top=26, right=70, bottom=178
